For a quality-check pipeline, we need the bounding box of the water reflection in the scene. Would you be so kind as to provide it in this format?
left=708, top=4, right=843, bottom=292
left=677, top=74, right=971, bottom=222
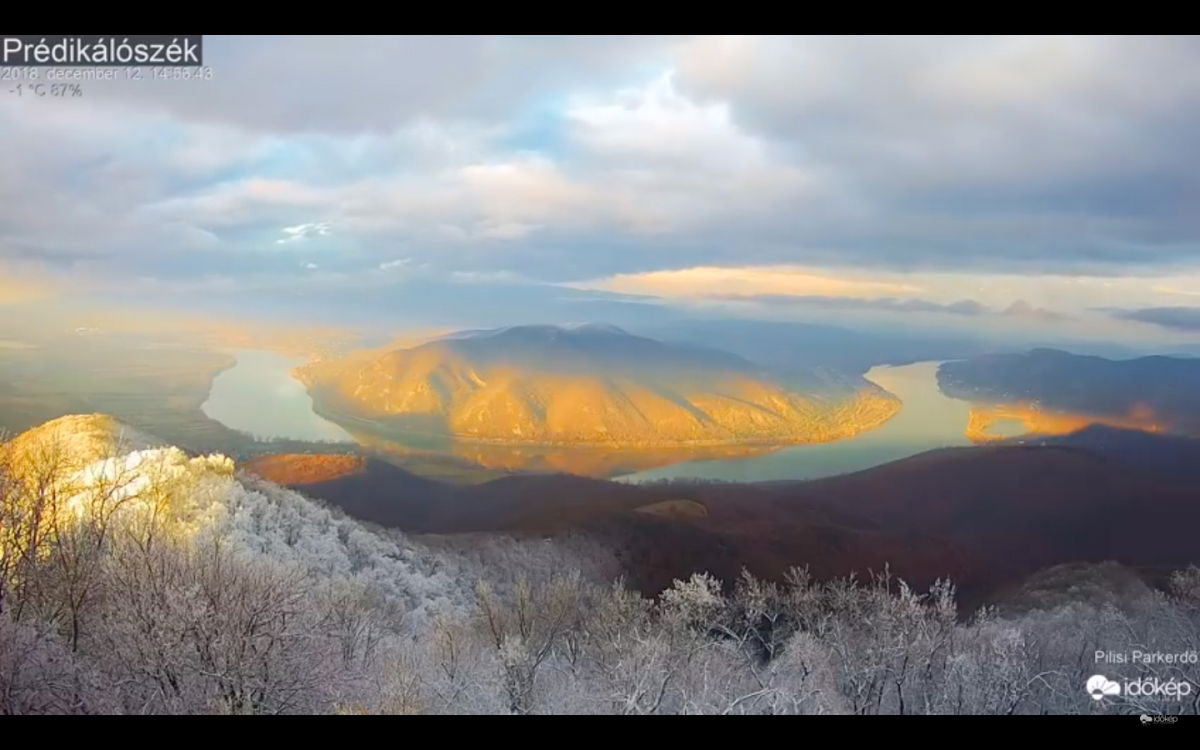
left=344, top=426, right=785, bottom=482
left=621, top=361, right=974, bottom=482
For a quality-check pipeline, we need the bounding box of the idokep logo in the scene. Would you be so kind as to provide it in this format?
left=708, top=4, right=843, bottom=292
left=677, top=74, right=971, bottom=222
left=1125, top=677, right=1193, bottom=701
left=1087, top=674, right=1193, bottom=703
left=1087, top=675, right=1121, bottom=701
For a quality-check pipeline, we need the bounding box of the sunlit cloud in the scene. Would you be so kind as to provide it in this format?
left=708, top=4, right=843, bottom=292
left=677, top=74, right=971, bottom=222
left=1152, top=284, right=1200, bottom=298
left=569, top=265, right=1200, bottom=327
left=572, top=265, right=925, bottom=300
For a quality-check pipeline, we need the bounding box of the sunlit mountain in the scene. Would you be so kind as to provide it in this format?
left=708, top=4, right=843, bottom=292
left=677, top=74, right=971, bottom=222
left=294, top=324, right=900, bottom=448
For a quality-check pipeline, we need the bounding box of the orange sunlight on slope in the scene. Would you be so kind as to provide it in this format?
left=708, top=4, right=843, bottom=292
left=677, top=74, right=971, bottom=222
left=965, top=402, right=1164, bottom=443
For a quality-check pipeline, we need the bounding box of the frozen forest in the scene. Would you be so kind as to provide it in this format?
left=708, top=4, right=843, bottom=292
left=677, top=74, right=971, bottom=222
left=2, top=417, right=1198, bottom=715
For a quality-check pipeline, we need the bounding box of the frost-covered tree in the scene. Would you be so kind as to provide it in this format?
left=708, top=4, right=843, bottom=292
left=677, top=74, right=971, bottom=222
left=3, top=419, right=1199, bottom=715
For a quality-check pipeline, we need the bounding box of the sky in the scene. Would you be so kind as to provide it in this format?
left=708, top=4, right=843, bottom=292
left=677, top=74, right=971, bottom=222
left=2, top=35, right=1200, bottom=348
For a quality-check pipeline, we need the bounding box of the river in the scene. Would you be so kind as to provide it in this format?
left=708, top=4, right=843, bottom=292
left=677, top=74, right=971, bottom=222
left=621, top=360, right=977, bottom=482
left=202, top=353, right=985, bottom=481
left=201, top=349, right=353, bottom=443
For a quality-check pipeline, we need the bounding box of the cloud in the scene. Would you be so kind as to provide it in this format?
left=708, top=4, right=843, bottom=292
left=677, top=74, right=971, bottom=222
left=69, top=36, right=673, bottom=134
left=566, top=263, right=1119, bottom=324
left=674, top=36, right=1200, bottom=192
left=573, top=265, right=923, bottom=300
left=561, top=73, right=810, bottom=234
left=1107, top=306, right=1200, bottom=331
left=1003, top=299, right=1068, bottom=322
left=277, top=222, right=332, bottom=244
left=449, top=269, right=526, bottom=284
left=1152, top=284, right=1200, bottom=298
left=691, top=293, right=990, bottom=317
left=669, top=35, right=1200, bottom=269
left=567, top=71, right=772, bottom=174
left=146, top=179, right=328, bottom=231
left=2, top=35, right=1200, bottom=337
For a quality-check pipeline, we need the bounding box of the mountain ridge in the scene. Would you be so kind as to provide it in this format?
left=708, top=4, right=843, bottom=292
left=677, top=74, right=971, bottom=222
left=295, top=324, right=901, bottom=448
left=939, top=348, right=1200, bottom=437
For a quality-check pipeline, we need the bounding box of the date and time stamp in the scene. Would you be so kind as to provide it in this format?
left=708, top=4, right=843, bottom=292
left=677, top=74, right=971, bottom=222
left=3, top=65, right=216, bottom=98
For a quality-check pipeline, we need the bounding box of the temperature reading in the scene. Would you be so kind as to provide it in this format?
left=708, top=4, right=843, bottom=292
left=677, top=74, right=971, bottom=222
left=9, top=82, right=84, bottom=97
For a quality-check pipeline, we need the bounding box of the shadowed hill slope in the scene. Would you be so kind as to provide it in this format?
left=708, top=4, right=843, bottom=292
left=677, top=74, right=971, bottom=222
left=250, top=438, right=1200, bottom=604
left=939, top=349, right=1200, bottom=436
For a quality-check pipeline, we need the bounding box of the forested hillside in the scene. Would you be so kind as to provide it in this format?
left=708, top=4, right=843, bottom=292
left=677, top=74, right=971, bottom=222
left=2, top=415, right=1197, bottom=714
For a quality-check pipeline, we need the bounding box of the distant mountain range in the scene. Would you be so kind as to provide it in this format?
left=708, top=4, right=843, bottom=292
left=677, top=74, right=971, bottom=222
left=938, top=348, right=1200, bottom=437
left=633, top=319, right=990, bottom=375
left=630, top=320, right=1147, bottom=376
left=294, top=324, right=900, bottom=448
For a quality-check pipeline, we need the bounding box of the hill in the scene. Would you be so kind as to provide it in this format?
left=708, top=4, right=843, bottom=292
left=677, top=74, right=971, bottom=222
left=251, top=434, right=1200, bottom=605
left=939, top=349, right=1200, bottom=437
left=295, top=324, right=900, bottom=447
